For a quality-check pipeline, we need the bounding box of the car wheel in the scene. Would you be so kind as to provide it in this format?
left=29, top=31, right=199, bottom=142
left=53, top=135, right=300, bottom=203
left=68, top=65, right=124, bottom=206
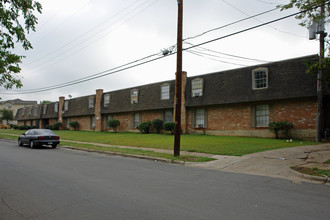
left=30, top=140, right=35, bottom=149
left=52, top=144, right=57, bottom=148
left=18, top=139, right=23, bottom=146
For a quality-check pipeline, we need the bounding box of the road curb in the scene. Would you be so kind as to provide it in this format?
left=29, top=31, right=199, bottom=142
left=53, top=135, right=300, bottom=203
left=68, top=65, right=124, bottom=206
left=290, top=168, right=329, bottom=185
left=61, top=145, right=186, bottom=165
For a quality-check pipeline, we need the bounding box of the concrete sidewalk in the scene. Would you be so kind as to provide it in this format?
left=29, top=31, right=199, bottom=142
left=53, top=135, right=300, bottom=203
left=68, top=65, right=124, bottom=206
left=62, top=139, right=330, bottom=184
left=186, top=143, right=330, bottom=184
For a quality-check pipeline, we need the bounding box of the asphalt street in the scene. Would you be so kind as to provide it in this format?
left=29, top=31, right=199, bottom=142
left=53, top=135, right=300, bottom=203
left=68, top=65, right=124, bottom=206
left=0, top=139, right=329, bottom=220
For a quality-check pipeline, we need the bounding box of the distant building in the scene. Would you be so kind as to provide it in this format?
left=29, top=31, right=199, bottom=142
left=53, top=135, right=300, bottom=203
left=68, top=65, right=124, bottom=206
left=15, top=55, right=330, bottom=139
left=0, top=99, right=37, bottom=124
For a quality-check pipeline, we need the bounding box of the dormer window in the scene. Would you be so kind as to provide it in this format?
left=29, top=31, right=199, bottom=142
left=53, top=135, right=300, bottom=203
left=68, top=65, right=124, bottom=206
left=252, top=68, right=268, bottom=90
left=43, top=105, right=47, bottom=115
left=131, top=89, right=139, bottom=104
left=192, top=78, right=203, bottom=97
left=54, top=103, right=59, bottom=113
left=104, top=94, right=110, bottom=107
left=161, top=84, right=170, bottom=100
left=22, top=108, right=25, bottom=117
left=89, top=97, right=94, bottom=109
left=28, top=107, right=32, bottom=116
left=64, top=101, right=69, bottom=111
left=33, top=106, right=38, bottom=117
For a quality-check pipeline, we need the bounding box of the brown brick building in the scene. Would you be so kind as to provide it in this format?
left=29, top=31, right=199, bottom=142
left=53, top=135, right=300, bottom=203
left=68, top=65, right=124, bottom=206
left=15, top=55, right=330, bottom=139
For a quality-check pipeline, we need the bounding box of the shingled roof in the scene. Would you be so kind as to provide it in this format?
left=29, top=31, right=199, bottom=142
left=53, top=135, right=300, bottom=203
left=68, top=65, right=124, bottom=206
left=185, top=55, right=319, bottom=107
left=101, top=80, right=175, bottom=114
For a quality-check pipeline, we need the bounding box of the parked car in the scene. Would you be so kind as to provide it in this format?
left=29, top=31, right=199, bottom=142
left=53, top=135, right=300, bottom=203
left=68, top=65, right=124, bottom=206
left=18, top=129, right=60, bottom=148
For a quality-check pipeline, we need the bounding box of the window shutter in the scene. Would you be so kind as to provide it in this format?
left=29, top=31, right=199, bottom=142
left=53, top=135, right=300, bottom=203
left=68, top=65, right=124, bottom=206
left=204, top=109, right=208, bottom=128
left=191, top=109, right=195, bottom=128
left=250, top=105, right=256, bottom=128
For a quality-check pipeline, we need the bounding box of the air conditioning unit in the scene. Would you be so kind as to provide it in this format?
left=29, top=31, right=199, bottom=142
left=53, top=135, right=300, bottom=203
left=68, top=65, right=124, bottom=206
left=197, top=124, right=204, bottom=128
left=132, top=100, right=138, bottom=104
left=194, top=92, right=201, bottom=97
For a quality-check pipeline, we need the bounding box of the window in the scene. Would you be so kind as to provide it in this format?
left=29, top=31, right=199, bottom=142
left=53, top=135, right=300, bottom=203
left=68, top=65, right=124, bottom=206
left=28, top=107, right=32, bottom=116
left=131, top=89, right=139, bottom=104
left=255, top=105, right=269, bottom=127
left=43, top=105, right=47, bottom=115
left=33, top=106, right=38, bottom=117
left=161, top=84, right=170, bottom=100
left=89, top=97, right=94, bottom=109
left=104, top=94, right=110, bottom=107
left=164, top=110, right=172, bottom=123
left=192, top=78, right=203, bottom=97
left=252, top=68, right=268, bottom=89
left=5, top=104, right=11, bottom=109
left=90, top=116, right=95, bottom=129
left=195, top=109, right=205, bottom=128
left=64, top=101, right=69, bottom=111
left=66, top=118, right=70, bottom=129
left=133, top=113, right=140, bottom=128
left=22, top=108, right=25, bottom=117
left=54, top=103, right=59, bottom=113
left=106, top=115, right=112, bottom=128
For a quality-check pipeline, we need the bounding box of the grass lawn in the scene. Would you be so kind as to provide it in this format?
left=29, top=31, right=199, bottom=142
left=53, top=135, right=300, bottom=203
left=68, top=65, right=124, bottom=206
left=0, top=129, right=318, bottom=156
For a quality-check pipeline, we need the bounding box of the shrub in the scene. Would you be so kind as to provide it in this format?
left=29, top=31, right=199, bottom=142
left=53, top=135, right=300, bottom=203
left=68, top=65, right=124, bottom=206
left=137, top=121, right=152, bottom=134
left=18, top=125, right=31, bottom=130
left=69, top=121, right=79, bottom=131
left=107, top=119, right=120, bottom=132
left=269, top=121, right=294, bottom=139
left=164, top=122, right=175, bottom=135
left=45, top=125, right=53, bottom=130
left=52, top=122, right=62, bottom=130
left=12, top=125, right=19, bottom=130
left=152, top=119, right=163, bottom=134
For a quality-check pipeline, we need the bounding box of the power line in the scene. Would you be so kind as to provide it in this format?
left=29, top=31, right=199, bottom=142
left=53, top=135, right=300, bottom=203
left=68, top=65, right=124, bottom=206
left=1, top=7, right=311, bottom=95
left=186, top=50, right=248, bottom=67
left=22, top=0, right=156, bottom=69
left=184, top=41, right=269, bottom=63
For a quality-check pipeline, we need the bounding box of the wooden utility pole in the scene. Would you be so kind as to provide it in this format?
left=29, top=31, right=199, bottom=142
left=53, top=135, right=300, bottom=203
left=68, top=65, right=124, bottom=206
left=174, top=0, right=183, bottom=157
left=316, top=2, right=325, bottom=142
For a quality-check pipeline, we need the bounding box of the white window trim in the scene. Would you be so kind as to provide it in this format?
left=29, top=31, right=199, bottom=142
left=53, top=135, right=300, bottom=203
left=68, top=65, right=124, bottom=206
left=131, top=89, right=139, bottom=104
left=64, top=101, right=69, bottom=111
left=161, top=84, right=170, bottom=100
left=54, top=103, right=59, bottom=113
left=89, top=97, right=94, bottom=109
left=252, top=67, right=268, bottom=90
left=133, top=113, right=140, bottom=128
left=192, top=78, right=204, bottom=97
left=104, top=94, right=110, bottom=107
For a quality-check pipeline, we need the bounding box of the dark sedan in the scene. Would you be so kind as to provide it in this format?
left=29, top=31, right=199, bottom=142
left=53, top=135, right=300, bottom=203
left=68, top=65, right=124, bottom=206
left=18, top=129, right=60, bottom=149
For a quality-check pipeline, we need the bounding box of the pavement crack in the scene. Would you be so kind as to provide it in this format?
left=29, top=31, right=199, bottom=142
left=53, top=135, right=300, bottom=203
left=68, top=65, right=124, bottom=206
left=1, top=197, right=28, bottom=219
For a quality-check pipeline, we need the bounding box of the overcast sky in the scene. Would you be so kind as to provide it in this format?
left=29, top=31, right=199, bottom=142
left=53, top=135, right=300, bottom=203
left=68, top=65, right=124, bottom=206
left=1, top=0, right=328, bottom=103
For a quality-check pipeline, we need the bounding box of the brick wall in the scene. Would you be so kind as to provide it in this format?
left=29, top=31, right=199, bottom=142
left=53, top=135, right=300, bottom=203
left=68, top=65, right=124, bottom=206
left=65, top=116, right=92, bottom=131
left=187, top=97, right=317, bottom=138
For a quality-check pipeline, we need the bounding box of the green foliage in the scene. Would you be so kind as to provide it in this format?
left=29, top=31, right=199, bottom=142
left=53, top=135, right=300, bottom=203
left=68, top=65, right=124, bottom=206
left=18, top=125, right=31, bottom=130
left=0, top=0, right=42, bottom=90
left=278, top=0, right=330, bottom=27
left=40, top=100, right=51, bottom=104
left=269, top=121, right=294, bottom=139
left=164, top=122, right=175, bottom=135
left=152, top=119, right=163, bottom=134
left=0, top=108, right=14, bottom=123
left=305, top=58, right=330, bottom=82
left=137, top=121, right=152, bottom=134
left=107, top=119, right=120, bottom=132
left=51, top=122, right=61, bottom=130
left=69, top=121, right=79, bottom=131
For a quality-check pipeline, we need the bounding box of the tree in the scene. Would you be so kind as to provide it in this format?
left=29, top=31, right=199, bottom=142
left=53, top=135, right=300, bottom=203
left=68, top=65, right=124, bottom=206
left=0, top=108, right=14, bottom=124
left=40, top=100, right=51, bottom=104
left=107, top=119, right=120, bottom=132
left=0, top=0, right=42, bottom=90
left=279, top=0, right=329, bottom=27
